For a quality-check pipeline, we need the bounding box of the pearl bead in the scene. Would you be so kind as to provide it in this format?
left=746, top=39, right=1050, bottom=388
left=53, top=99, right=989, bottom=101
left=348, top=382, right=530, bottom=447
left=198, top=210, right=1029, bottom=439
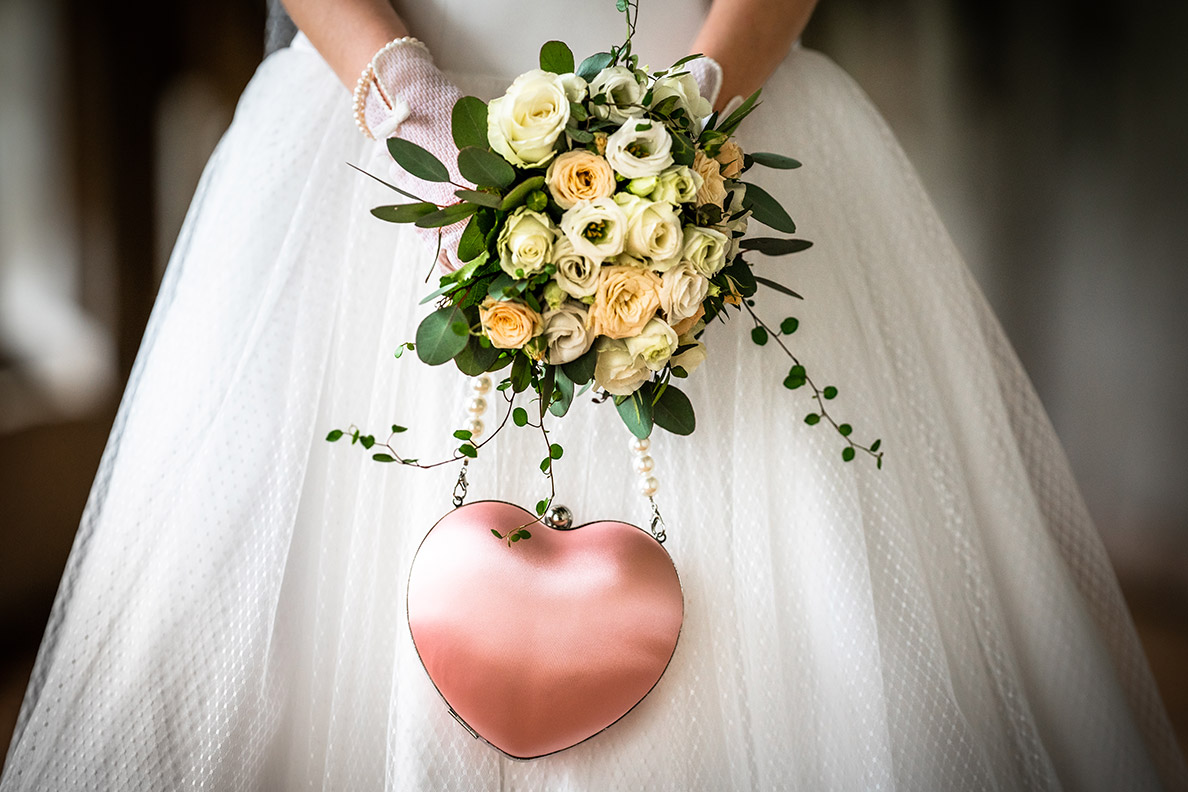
left=472, top=375, right=492, bottom=394
left=638, top=476, right=659, bottom=497
left=466, top=396, right=487, bottom=415
left=629, top=437, right=651, bottom=454
left=467, top=418, right=485, bottom=439
left=632, top=454, right=654, bottom=474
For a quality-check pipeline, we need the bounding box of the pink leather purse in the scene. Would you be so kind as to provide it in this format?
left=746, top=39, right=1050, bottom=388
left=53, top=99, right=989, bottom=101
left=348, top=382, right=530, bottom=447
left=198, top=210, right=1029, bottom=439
left=407, top=500, right=684, bottom=759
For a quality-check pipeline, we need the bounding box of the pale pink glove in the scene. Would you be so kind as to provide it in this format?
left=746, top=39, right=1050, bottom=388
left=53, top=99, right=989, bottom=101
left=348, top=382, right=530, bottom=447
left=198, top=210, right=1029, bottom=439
left=359, top=39, right=468, bottom=272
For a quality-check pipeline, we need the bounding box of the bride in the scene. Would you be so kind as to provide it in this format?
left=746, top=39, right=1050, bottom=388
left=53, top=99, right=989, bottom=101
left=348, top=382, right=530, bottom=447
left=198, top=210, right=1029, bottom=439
left=3, top=0, right=1185, bottom=788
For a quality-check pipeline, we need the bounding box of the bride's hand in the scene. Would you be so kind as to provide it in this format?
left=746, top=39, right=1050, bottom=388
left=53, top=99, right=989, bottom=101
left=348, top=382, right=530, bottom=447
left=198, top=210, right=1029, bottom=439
left=360, top=41, right=469, bottom=272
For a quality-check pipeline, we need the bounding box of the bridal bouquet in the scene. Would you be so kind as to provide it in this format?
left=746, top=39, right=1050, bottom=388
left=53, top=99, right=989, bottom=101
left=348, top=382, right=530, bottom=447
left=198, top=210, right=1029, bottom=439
left=335, top=3, right=882, bottom=501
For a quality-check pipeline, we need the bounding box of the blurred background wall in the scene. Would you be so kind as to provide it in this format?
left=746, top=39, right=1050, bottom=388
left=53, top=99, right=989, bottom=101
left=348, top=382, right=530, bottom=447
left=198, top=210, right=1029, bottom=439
left=1, top=0, right=1186, bottom=762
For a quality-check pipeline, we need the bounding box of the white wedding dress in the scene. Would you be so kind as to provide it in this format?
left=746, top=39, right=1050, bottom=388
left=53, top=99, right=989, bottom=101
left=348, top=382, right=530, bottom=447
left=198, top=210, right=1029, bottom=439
left=3, top=1, right=1186, bottom=789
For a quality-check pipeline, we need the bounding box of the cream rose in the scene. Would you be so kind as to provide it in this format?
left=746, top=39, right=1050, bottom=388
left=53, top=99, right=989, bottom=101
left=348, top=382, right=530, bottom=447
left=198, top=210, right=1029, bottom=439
left=487, top=69, right=571, bottom=168
left=649, top=165, right=703, bottom=205
left=496, top=207, right=556, bottom=278
left=587, top=66, right=645, bottom=123
left=650, top=72, right=712, bottom=122
left=559, top=197, right=628, bottom=262
left=542, top=301, right=595, bottom=365
left=587, top=265, right=662, bottom=339
left=479, top=298, right=543, bottom=349
left=545, top=150, right=616, bottom=210
left=715, top=140, right=745, bottom=178
left=605, top=118, right=674, bottom=179
left=682, top=225, right=730, bottom=277
left=614, top=194, right=684, bottom=271
left=659, top=261, right=710, bottom=325
left=551, top=236, right=601, bottom=298
left=693, top=150, right=728, bottom=207
left=624, top=318, right=679, bottom=371
left=593, top=337, right=651, bottom=396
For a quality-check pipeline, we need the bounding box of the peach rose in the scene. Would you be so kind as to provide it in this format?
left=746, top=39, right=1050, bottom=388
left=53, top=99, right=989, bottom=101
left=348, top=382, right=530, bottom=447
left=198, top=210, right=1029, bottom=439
left=479, top=298, right=543, bottom=349
left=693, top=150, right=728, bottom=207
left=714, top=140, right=744, bottom=179
left=587, top=265, right=662, bottom=339
left=546, top=150, right=617, bottom=210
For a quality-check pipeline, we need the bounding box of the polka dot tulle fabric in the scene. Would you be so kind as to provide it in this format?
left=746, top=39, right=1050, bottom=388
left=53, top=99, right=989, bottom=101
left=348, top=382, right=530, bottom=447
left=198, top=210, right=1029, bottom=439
left=4, top=3, right=1186, bottom=789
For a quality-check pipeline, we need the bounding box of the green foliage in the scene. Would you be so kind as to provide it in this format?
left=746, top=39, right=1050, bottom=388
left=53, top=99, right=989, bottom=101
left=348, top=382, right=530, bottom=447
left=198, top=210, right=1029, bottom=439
left=748, top=152, right=802, bottom=169
left=370, top=202, right=437, bottom=223
left=577, top=51, right=614, bottom=81
left=499, top=176, right=547, bottom=211
left=823, top=385, right=838, bottom=400
left=325, top=429, right=344, bottom=442
left=456, top=214, right=488, bottom=262
left=454, top=333, right=501, bottom=375
left=414, top=203, right=479, bottom=228
left=387, top=137, right=450, bottom=183
left=751, top=326, right=769, bottom=346
left=549, top=368, right=575, bottom=417
left=653, top=385, right=696, bottom=435
left=512, top=407, right=529, bottom=426
left=451, top=96, right=489, bottom=150
left=738, top=237, right=813, bottom=256
left=755, top=276, right=803, bottom=300
left=742, top=182, right=797, bottom=234
left=539, top=40, right=575, bottom=74
left=842, top=447, right=856, bottom=462
left=561, top=347, right=597, bottom=385
left=415, top=304, right=469, bottom=366
left=714, top=88, right=761, bottom=137
left=372, top=453, right=397, bottom=463
left=510, top=353, right=532, bottom=392
left=458, top=443, right=478, bottom=458
left=804, top=413, right=821, bottom=425
left=616, top=389, right=654, bottom=439
left=458, top=146, right=516, bottom=189
left=453, top=188, right=502, bottom=208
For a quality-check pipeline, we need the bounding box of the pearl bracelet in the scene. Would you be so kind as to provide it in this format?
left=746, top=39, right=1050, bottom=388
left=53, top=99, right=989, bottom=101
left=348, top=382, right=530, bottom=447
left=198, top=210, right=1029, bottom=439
left=352, top=35, right=430, bottom=140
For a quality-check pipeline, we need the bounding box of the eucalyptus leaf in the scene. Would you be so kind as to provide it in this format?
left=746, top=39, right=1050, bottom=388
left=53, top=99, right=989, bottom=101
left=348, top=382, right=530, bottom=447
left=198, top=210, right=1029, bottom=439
left=577, top=51, right=614, bottom=82
left=716, top=88, right=761, bottom=137
left=457, top=214, right=488, bottom=262
left=653, top=385, right=696, bottom=436
left=738, top=237, right=813, bottom=256
left=415, top=304, right=469, bottom=366
left=549, top=368, right=575, bottom=417
left=538, top=365, right=557, bottom=421
left=615, top=388, right=654, bottom=439
left=387, top=137, right=450, bottom=183
left=670, top=130, right=695, bottom=167
left=454, top=189, right=502, bottom=208
left=499, top=175, right=547, bottom=211
left=539, top=40, right=575, bottom=75
left=755, top=276, right=804, bottom=300
left=510, top=353, right=531, bottom=393
left=742, top=182, right=797, bottom=233
left=414, top=202, right=479, bottom=229
left=454, top=333, right=501, bottom=375
left=458, top=146, right=516, bottom=189
left=370, top=202, right=437, bottom=223
left=749, top=152, right=802, bottom=169
left=451, top=96, right=489, bottom=150
left=561, top=347, right=597, bottom=385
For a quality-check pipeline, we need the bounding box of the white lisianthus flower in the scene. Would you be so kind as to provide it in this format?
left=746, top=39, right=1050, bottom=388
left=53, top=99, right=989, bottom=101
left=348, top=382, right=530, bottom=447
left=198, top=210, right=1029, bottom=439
left=605, top=118, right=674, bottom=179
left=616, top=252, right=650, bottom=268
left=659, top=261, right=710, bottom=325
left=487, top=69, right=571, bottom=168
left=624, top=318, right=679, bottom=372
left=588, top=66, right=645, bottom=123
left=559, top=73, right=588, bottom=103
left=627, top=175, right=658, bottom=196
left=682, top=225, right=730, bottom=277
left=614, top=194, right=684, bottom=271
left=559, top=197, right=628, bottom=262
left=670, top=338, right=707, bottom=375
left=497, top=207, right=556, bottom=278
left=551, top=236, right=601, bottom=298
left=593, top=337, right=651, bottom=396
left=542, top=301, right=595, bottom=365
left=650, top=165, right=703, bottom=205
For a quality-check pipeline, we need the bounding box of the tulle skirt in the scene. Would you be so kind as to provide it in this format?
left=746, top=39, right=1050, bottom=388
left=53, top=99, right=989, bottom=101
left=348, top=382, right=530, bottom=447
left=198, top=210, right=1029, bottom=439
left=3, top=36, right=1185, bottom=791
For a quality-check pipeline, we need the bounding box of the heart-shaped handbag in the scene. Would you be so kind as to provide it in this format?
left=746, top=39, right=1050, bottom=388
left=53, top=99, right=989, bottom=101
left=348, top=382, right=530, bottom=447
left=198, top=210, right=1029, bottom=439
left=406, top=499, right=684, bottom=759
